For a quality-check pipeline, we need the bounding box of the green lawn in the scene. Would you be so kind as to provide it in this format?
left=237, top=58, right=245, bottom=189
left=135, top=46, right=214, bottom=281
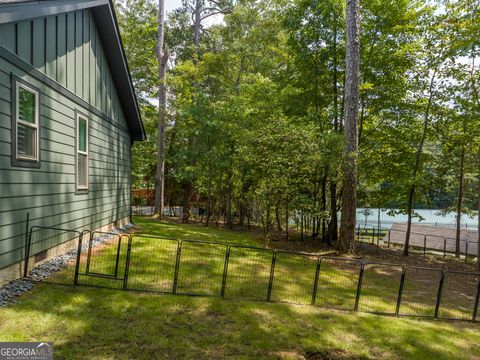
left=1, top=216, right=479, bottom=359
left=74, top=217, right=477, bottom=319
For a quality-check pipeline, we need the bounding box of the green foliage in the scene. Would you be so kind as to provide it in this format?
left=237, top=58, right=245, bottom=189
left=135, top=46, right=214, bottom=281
left=118, top=0, right=480, bottom=237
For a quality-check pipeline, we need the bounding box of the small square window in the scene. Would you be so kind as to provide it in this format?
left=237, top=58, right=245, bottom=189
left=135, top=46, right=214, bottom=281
left=12, top=78, right=40, bottom=168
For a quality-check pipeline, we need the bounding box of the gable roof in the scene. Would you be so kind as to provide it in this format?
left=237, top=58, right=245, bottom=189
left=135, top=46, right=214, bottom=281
left=0, top=0, right=145, bottom=141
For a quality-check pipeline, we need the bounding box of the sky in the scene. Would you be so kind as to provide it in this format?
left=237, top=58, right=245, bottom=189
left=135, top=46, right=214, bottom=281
left=166, top=0, right=183, bottom=14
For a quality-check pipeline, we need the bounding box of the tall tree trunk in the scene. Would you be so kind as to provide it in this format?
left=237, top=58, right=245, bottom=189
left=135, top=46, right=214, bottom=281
left=321, top=173, right=327, bottom=240
left=155, top=0, right=168, bottom=219
left=180, top=0, right=203, bottom=221
left=226, top=143, right=234, bottom=230
left=327, top=181, right=338, bottom=245
left=285, top=198, right=289, bottom=241
left=193, top=0, right=202, bottom=58
left=455, top=146, right=465, bottom=258
left=301, top=212, right=304, bottom=241
left=471, top=52, right=480, bottom=271
left=404, top=70, right=437, bottom=256
left=332, top=10, right=339, bottom=132
left=181, top=182, right=192, bottom=223
left=339, top=0, right=360, bottom=254
left=327, top=11, right=339, bottom=246
left=275, top=203, right=282, bottom=232
left=206, top=136, right=212, bottom=227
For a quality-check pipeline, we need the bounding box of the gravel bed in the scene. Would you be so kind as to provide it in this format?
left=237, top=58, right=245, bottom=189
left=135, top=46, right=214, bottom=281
left=0, top=224, right=135, bottom=307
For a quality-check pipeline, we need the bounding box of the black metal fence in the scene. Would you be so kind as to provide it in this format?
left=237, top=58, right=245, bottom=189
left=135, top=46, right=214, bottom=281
left=65, top=233, right=480, bottom=322
left=355, top=225, right=478, bottom=263
left=20, top=225, right=480, bottom=322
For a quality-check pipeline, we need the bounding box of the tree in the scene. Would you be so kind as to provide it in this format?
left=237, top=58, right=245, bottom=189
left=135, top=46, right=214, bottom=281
left=339, top=0, right=360, bottom=253
left=155, top=0, right=169, bottom=218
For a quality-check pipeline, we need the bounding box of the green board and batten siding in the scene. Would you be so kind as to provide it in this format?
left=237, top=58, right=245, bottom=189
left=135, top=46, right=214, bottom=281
left=0, top=9, right=132, bottom=269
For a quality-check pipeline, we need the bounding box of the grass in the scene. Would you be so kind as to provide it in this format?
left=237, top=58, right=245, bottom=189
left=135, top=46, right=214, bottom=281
left=1, top=216, right=480, bottom=359
left=76, top=217, right=478, bottom=319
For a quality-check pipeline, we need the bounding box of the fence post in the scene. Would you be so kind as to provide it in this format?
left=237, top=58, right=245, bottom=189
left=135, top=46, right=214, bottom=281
left=114, top=235, right=124, bottom=279
left=23, top=227, right=33, bottom=277
left=311, top=257, right=321, bottom=305
left=423, top=235, right=426, bottom=256
left=122, top=236, right=133, bottom=291
left=172, top=241, right=182, bottom=294
left=465, top=242, right=469, bottom=264
left=387, top=230, right=391, bottom=248
left=221, top=247, right=230, bottom=297
left=74, top=231, right=85, bottom=285
left=23, top=213, right=30, bottom=277
left=443, top=238, right=447, bottom=259
left=354, top=263, right=365, bottom=311
left=267, top=251, right=277, bottom=302
left=396, top=267, right=406, bottom=316
left=372, top=227, right=375, bottom=245
left=356, top=225, right=360, bottom=241
left=473, top=278, right=480, bottom=322
left=85, top=232, right=94, bottom=274
left=434, top=272, right=445, bottom=319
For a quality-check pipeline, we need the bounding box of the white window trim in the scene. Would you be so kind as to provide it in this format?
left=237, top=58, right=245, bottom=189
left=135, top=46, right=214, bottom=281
left=76, top=113, right=89, bottom=191
left=15, top=82, right=40, bottom=162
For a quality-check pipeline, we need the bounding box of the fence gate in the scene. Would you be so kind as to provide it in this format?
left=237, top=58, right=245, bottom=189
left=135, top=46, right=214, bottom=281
left=74, top=231, right=129, bottom=290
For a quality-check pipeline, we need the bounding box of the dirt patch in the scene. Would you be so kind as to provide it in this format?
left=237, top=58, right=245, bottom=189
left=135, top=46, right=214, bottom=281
left=270, top=236, right=477, bottom=273
left=133, top=216, right=477, bottom=273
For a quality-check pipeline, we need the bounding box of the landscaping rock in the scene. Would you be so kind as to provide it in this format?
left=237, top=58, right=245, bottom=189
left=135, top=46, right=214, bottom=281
left=0, top=224, right=135, bottom=308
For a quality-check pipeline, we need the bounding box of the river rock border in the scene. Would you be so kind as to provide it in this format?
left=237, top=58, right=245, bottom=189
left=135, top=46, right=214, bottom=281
left=0, top=224, right=135, bottom=307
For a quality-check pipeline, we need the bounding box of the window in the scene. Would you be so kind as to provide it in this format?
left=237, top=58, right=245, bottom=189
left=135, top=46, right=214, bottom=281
left=76, top=112, right=89, bottom=191
left=12, top=80, right=40, bottom=167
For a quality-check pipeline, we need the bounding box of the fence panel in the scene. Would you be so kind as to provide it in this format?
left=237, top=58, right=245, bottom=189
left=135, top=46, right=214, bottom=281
left=124, top=235, right=179, bottom=293
left=85, top=232, right=124, bottom=278
left=76, top=232, right=129, bottom=290
left=26, top=226, right=83, bottom=285
left=400, top=267, right=442, bottom=317
left=224, top=246, right=272, bottom=300
left=438, top=271, right=480, bottom=320
left=424, top=235, right=446, bottom=255
left=176, top=240, right=227, bottom=296
left=315, top=258, right=361, bottom=310
left=360, top=263, right=403, bottom=314
left=271, top=252, right=318, bottom=304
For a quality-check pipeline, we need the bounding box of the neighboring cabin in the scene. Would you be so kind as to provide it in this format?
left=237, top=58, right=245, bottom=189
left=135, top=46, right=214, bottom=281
left=0, top=0, right=145, bottom=284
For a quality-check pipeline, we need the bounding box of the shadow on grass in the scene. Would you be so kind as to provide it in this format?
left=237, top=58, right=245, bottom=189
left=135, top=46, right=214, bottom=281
left=1, top=284, right=480, bottom=360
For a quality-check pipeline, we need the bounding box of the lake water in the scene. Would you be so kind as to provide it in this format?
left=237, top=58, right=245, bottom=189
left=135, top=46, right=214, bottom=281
left=356, top=208, right=478, bottom=230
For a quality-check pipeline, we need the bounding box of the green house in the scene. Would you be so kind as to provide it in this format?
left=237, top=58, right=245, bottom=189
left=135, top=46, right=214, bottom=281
left=0, top=0, right=145, bottom=284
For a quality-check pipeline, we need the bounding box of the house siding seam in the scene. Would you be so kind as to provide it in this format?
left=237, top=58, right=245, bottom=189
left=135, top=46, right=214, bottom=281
left=0, top=8, right=132, bottom=273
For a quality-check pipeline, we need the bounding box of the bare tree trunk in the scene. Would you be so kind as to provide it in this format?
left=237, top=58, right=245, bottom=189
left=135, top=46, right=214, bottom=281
left=455, top=146, right=465, bottom=258
left=275, top=203, right=282, bottom=232
left=181, top=182, right=192, bottom=223
left=326, top=10, right=339, bottom=246
left=193, top=0, right=202, bottom=58
left=301, top=212, right=304, bottom=241
left=321, top=173, right=327, bottom=240
left=206, top=136, right=212, bottom=227
left=327, top=181, right=338, bottom=245
left=155, top=0, right=168, bottom=219
left=339, top=0, right=360, bottom=254
left=226, top=145, right=234, bottom=230
left=404, top=70, right=436, bottom=256
left=285, top=198, right=289, bottom=241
